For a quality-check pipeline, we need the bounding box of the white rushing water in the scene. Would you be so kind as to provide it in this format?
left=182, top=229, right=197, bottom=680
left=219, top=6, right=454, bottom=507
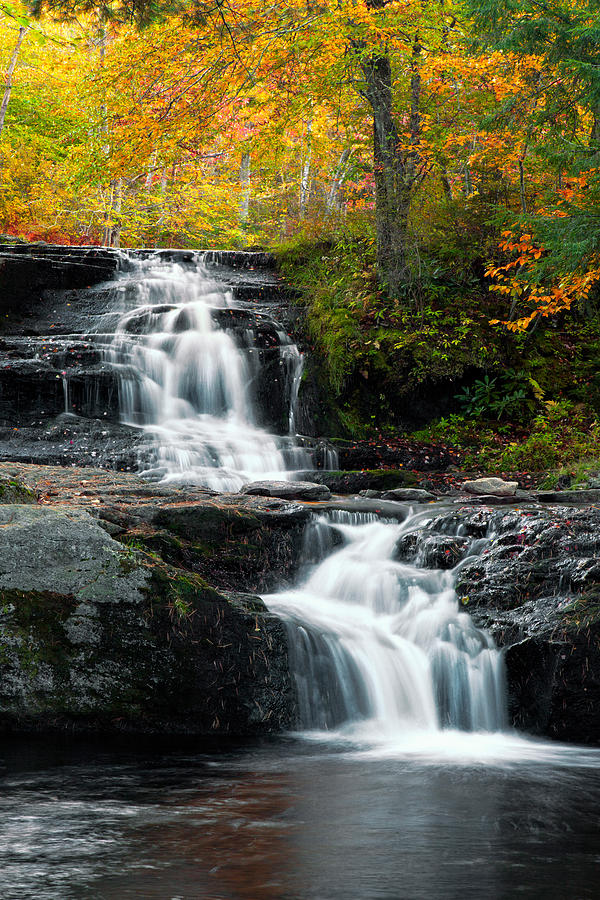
left=263, top=509, right=507, bottom=741
left=97, top=254, right=508, bottom=748
left=98, top=254, right=311, bottom=489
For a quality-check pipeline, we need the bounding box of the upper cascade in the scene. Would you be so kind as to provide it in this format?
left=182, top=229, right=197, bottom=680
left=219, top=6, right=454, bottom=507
left=95, top=253, right=312, bottom=490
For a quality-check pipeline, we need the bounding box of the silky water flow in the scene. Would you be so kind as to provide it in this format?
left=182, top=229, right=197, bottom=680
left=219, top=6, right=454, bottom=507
left=263, top=509, right=508, bottom=744
left=95, top=253, right=311, bottom=490
left=97, top=254, right=507, bottom=745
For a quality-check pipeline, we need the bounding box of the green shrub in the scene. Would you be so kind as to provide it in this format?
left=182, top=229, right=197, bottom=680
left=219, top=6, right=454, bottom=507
left=455, top=369, right=543, bottom=422
left=495, top=401, right=600, bottom=471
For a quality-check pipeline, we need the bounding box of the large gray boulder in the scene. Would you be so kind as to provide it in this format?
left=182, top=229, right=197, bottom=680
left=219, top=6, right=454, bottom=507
left=0, top=504, right=295, bottom=735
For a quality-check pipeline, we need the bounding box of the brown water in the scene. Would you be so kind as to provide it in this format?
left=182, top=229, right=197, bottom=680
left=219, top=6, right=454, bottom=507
left=1, top=734, right=599, bottom=899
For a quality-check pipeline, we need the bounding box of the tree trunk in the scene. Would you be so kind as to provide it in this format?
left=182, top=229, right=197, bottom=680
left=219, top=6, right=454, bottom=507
left=299, top=119, right=312, bottom=219
left=327, top=147, right=352, bottom=215
left=102, top=182, right=113, bottom=247
left=239, top=149, right=251, bottom=222
left=0, top=26, right=29, bottom=144
left=591, top=103, right=600, bottom=144
left=518, top=159, right=527, bottom=213
left=359, top=50, right=416, bottom=299
left=441, top=171, right=453, bottom=200
left=464, top=165, right=472, bottom=196
left=112, top=177, right=123, bottom=248
left=144, top=151, right=157, bottom=189
left=102, top=178, right=123, bottom=247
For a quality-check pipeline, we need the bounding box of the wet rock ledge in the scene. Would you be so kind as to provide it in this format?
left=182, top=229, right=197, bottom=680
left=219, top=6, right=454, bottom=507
left=3, top=462, right=600, bottom=745
left=0, top=463, right=310, bottom=736
left=396, top=504, right=600, bottom=745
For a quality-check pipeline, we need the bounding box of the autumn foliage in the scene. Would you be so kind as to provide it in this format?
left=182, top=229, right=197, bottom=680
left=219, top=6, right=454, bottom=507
left=0, top=0, right=599, bottom=330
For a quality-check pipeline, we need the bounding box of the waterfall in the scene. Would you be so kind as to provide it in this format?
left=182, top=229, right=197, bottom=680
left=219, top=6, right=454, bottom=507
left=263, top=509, right=507, bottom=738
left=96, top=253, right=311, bottom=490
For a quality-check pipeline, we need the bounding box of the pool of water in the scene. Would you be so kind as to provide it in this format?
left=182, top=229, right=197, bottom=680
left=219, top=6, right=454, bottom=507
left=1, top=732, right=599, bottom=899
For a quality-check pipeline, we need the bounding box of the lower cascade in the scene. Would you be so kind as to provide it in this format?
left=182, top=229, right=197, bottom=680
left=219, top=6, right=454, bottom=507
left=96, top=253, right=311, bottom=490
left=263, top=509, right=507, bottom=736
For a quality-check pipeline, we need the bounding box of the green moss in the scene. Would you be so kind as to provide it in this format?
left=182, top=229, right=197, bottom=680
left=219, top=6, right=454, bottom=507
left=276, top=230, right=510, bottom=436
left=121, top=525, right=263, bottom=570
left=561, top=590, right=600, bottom=629
left=229, top=594, right=268, bottom=614
left=0, top=478, right=36, bottom=504
left=0, top=588, right=76, bottom=673
left=145, top=564, right=225, bottom=622
left=303, top=468, right=419, bottom=490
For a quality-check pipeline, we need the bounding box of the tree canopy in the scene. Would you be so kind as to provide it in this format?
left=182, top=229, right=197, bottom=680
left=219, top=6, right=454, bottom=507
left=0, top=0, right=599, bottom=325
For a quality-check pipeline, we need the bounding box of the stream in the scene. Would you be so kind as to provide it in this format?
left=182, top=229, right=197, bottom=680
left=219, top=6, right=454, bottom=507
left=1, top=735, right=600, bottom=899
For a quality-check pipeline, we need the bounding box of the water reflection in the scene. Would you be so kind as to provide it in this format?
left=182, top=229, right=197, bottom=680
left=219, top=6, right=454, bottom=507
left=0, top=736, right=599, bottom=899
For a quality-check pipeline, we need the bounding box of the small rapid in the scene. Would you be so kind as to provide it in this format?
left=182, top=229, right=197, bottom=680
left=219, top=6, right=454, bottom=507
left=263, top=509, right=507, bottom=740
left=95, top=254, right=311, bottom=490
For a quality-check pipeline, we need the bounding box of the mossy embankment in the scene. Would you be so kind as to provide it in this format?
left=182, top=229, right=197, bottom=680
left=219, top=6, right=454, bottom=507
left=277, top=230, right=600, bottom=485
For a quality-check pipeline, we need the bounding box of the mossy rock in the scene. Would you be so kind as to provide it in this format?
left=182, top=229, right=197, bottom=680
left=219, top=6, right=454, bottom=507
left=0, top=476, right=36, bottom=504
left=561, top=589, right=600, bottom=629
left=153, top=503, right=261, bottom=544
left=118, top=498, right=309, bottom=593
left=0, top=504, right=295, bottom=734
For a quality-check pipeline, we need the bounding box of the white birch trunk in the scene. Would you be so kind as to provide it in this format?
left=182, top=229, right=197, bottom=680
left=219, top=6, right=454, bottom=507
left=111, top=177, right=123, bottom=248
left=102, top=178, right=123, bottom=247
left=239, top=149, right=251, bottom=222
left=144, top=151, right=157, bottom=189
left=0, top=26, right=29, bottom=143
left=327, top=147, right=352, bottom=214
left=299, top=119, right=312, bottom=218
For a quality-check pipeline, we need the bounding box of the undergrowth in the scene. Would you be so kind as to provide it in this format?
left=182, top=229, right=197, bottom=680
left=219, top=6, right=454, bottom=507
left=415, top=401, right=600, bottom=479
left=275, top=222, right=505, bottom=435
left=275, top=223, right=600, bottom=476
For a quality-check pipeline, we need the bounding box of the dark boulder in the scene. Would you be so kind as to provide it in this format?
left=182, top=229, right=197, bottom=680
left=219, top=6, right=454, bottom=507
left=449, top=505, right=600, bottom=744
left=0, top=243, right=119, bottom=315
left=416, top=534, right=471, bottom=569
